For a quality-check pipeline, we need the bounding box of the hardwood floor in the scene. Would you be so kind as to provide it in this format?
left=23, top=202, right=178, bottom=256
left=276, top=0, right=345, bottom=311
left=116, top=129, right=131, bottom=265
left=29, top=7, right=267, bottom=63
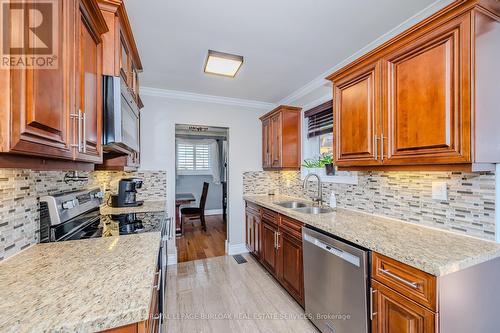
left=177, top=214, right=227, bottom=263
left=165, top=255, right=318, bottom=333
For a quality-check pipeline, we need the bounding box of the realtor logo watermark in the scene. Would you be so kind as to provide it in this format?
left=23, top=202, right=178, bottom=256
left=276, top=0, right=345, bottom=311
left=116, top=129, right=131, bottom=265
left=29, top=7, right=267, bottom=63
left=0, top=0, right=58, bottom=68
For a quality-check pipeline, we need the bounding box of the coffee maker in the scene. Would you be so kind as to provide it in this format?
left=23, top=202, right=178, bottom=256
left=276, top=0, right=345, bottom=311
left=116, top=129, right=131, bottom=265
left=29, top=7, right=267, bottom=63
left=112, top=213, right=144, bottom=234
left=110, top=178, right=144, bottom=207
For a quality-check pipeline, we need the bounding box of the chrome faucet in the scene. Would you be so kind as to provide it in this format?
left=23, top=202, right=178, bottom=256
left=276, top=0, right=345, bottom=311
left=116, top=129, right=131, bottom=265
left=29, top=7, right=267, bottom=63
left=303, top=173, right=323, bottom=206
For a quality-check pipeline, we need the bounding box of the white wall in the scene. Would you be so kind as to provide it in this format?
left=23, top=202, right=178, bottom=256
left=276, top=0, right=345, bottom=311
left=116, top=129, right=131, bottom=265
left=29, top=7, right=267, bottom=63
left=139, top=93, right=266, bottom=258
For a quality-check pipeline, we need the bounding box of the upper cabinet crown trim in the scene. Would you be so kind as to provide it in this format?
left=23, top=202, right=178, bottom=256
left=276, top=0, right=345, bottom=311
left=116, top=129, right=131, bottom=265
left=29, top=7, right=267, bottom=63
left=259, top=105, right=302, bottom=120
left=326, top=0, right=495, bottom=81
left=278, top=0, right=460, bottom=106
left=98, top=0, right=143, bottom=71
left=82, top=0, right=109, bottom=38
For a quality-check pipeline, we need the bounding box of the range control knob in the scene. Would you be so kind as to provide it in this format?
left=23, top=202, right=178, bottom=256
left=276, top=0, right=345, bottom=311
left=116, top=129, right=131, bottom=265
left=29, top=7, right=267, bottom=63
left=93, top=192, right=104, bottom=199
left=62, top=200, right=76, bottom=209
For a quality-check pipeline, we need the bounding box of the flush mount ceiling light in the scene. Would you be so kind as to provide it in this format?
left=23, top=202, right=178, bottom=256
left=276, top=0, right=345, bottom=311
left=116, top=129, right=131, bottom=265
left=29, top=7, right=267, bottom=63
left=204, top=50, right=244, bottom=78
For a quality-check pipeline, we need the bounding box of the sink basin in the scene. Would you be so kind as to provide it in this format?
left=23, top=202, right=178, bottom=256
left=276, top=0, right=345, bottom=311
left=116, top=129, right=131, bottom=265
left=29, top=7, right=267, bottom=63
left=294, top=207, right=334, bottom=214
left=275, top=201, right=309, bottom=209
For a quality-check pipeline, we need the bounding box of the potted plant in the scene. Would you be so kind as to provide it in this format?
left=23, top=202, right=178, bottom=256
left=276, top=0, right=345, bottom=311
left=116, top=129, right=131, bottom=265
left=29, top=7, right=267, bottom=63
left=320, top=153, right=335, bottom=176
left=302, top=158, right=324, bottom=176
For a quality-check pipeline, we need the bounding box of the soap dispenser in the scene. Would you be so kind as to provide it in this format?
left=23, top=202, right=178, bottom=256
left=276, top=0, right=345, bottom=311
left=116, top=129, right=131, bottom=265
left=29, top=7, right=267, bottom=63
left=329, top=192, right=337, bottom=209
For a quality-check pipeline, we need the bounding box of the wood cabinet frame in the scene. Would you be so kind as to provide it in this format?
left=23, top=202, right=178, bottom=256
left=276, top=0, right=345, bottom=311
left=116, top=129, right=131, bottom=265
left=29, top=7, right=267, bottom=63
left=245, top=202, right=305, bottom=307
left=382, top=13, right=472, bottom=166
left=260, top=105, right=301, bottom=170
left=334, top=60, right=382, bottom=166
left=0, top=0, right=108, bottom=170
left=327, top=0, right=500, bottom=171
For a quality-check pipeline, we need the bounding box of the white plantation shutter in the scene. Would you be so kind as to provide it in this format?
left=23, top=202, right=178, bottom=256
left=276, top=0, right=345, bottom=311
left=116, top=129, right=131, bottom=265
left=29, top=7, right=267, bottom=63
left=176, top=141, right=212, bottom=172
left=195, top=144, right=210, bottom=170
left=177, top=143, right=195, bottom=170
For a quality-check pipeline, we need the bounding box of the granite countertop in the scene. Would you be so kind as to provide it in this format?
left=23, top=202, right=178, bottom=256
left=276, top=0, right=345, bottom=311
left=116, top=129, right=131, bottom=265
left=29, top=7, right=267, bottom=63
left=0, top=232, right=161, bottom=333
left=100, top=200, right=166, bottom=215
left=244, top=194, right=500, bottom=277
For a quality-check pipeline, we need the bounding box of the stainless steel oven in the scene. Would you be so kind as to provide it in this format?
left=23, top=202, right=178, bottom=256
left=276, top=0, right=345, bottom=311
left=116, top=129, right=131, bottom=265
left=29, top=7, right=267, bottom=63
left=103, top=76, right=140, bottom=154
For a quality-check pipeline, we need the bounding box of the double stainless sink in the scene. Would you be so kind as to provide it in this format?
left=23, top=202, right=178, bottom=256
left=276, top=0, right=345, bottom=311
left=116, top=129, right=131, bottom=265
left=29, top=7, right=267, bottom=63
left=275, top=201, right=333, bottom=214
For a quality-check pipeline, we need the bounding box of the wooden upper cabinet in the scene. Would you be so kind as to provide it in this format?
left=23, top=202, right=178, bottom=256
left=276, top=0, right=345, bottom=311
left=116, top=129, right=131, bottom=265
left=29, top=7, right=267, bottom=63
left=0, top=0, right=107, bottom=169
left=98, top=0, right=143, bottom=105
left=327, top=0, right=500, bottom=171
left=382, top=13, right=471, bottom=165
left=75, top=0, right=106, bottom=163
left=270, top=112, right=282, bottom=168
left=262, top=118, right=272, bottom=168
left=260, top=105, right=301, bottom=170
left=2, top=0, right=73, bottom=159
left=334, top=61, right=381, bottom=166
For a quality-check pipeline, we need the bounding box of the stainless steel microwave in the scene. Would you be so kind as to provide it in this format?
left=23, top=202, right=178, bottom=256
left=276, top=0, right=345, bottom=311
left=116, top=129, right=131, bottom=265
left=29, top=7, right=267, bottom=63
left=102, top=76, right=140, bottom=154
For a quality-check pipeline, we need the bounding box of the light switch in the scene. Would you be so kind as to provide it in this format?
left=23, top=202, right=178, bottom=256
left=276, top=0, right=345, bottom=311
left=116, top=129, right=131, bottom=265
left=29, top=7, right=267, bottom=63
left=432, top=181, right=448, bottom=201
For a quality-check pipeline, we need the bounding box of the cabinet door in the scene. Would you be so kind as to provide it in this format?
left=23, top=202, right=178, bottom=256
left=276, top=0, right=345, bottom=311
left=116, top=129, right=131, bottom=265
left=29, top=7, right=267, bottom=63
left=253, top=214, right=261, bottom=259
left=75, top=3, right=103, bottom=163
left=270, top=112, right=282, bottom=168
left=262, top=117, right=271, bottom=168
left=278, top=230, right=304, bottom=306
left=120, top=33, right=130, bottom=85
left=261, top=220, right=278, bottom=276
left=372, top=280, right=436, bottom=333
left=245, top=211, right=254, bottom=253
left=8, top=0, right=73, bottom=159
left=382, top=14, right=471, bottom=165
left=334, top=61, right=382, bottom=166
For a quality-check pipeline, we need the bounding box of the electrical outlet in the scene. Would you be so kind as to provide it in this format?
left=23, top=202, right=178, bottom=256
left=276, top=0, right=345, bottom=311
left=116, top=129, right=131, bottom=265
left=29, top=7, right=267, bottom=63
left=432, top=182, right=448, bottom=201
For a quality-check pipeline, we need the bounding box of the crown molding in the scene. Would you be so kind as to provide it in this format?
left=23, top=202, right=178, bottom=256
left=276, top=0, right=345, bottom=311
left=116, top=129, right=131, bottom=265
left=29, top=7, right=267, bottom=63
left=278, top=0, right=454, bottom=105
left=141, top=86, right=275, bottom=110
left=301, top=94, right=333, bottom=113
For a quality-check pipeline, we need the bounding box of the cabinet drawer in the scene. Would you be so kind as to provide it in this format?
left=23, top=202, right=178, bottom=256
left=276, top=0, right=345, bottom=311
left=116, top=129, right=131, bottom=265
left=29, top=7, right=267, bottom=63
left=372, top=253, right=437, bottom=311
left=246, top=202, right=260, bottom=215
left=279, top=215, right=303, bottom=240
left=262, top=208, right=278, bottom=225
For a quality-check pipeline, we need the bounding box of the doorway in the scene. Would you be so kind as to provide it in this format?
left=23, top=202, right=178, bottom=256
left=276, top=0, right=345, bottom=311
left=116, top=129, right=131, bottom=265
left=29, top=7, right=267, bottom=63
left=174, top=124, right=228, bottom=263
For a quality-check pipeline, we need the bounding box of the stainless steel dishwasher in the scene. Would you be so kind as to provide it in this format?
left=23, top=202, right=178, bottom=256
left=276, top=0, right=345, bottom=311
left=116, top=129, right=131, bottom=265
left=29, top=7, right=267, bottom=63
left=303, top=226, right=370, bottom=333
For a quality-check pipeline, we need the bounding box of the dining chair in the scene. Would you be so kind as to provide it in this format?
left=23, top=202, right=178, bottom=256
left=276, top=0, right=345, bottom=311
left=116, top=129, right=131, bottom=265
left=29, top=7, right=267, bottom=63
left=180, top=182, right=209, bottom=232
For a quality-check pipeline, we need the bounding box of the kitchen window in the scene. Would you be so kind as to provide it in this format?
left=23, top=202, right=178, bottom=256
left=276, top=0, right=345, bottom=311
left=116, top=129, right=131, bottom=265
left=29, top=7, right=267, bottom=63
left=302, top=100, right=358, bottom=184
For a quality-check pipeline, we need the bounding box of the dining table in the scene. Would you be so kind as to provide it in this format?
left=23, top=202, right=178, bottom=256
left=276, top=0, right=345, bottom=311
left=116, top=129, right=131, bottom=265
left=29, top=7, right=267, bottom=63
left=175, top=193, right=196, bottom=236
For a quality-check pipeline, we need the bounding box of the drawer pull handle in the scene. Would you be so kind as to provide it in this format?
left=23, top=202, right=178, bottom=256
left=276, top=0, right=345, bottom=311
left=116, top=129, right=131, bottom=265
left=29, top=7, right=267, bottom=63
left=154, top=270, right=162, bottom=291
left=370, top=287, right=377, bottom=321
left=379, top=268, right=419, bottom=289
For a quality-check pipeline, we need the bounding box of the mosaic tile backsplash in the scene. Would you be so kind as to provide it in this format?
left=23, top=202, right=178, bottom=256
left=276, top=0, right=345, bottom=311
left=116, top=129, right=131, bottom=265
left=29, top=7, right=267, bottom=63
left=0, top=169, right=166, bottom=261
left=243, top=171, right=496, bottom=241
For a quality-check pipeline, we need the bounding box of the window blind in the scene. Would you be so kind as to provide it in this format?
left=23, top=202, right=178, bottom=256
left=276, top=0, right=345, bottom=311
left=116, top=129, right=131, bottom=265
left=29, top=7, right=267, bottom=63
left=177, top=143, right=211, bottom=171
left=305, top=100, right=333, bottom=138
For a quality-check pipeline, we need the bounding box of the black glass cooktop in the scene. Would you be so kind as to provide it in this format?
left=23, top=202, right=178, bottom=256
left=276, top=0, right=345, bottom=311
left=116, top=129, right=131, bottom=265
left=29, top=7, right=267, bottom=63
left=50, top=210, right=144, bottom=242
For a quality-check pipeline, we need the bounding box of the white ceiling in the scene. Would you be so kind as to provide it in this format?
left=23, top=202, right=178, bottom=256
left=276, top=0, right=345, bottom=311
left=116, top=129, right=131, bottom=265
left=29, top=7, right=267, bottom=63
left=126, top=0, right=441, bottom=103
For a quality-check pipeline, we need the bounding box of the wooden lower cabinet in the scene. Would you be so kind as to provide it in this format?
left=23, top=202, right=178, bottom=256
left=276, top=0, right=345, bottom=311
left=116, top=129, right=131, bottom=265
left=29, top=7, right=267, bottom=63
left=261, top=219, right=279, bottom=276
left=245, top=205, right=261, bottom=258
left=245, top=202, right=304, bottom=307
left=372, top=280, right=436, bottom=333
left=277, top=229, right=304, bottom=305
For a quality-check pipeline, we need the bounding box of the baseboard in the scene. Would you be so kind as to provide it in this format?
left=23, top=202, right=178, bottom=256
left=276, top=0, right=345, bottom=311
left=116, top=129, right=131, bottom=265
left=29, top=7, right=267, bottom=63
left=227, top=242, right=249, bottom=256
left=205, top=209, right=223, bottom=216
